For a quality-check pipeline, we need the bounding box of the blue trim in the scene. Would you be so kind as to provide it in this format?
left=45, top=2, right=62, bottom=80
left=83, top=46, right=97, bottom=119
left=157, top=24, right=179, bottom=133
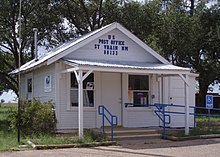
left=98, top=105, right=118, bottom=141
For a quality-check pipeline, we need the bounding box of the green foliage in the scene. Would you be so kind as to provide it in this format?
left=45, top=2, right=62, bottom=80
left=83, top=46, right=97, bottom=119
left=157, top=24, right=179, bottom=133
left=29, top=134, right=77, bottom=145
left=190, top=117, right=220, bottom=136
left=0, top=105, right=21, bottom=151
left=156, top=2, right=198, bottom=66
left=8, top=99, right=56, bottom=136
left=0, top=0, right=64, bottom=95
left=152, top=1, right=220, bottom=106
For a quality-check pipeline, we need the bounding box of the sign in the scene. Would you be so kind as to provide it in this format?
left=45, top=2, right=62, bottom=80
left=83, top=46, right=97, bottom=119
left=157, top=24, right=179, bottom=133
left=206, top=95, right=213, bottom=109
left=44, top=75, right=52, bottom=92
left=94, top=34, right=129, bottom=56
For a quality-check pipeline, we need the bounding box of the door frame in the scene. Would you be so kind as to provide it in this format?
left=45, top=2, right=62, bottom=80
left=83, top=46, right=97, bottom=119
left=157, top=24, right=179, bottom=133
left=96, top=72, right=122, bottom=128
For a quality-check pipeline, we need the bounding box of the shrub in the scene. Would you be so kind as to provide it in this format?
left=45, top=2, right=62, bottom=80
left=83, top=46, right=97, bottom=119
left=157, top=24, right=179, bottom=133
left=8, top=99, right=56, bottom=136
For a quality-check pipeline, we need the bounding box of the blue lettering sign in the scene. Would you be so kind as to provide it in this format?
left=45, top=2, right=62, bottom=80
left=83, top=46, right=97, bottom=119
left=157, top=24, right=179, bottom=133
left=94, top=34, right=128, bottom=56
left=122, top=46, right=128, bottom=51
left=94, top=44, right=100, bottom=49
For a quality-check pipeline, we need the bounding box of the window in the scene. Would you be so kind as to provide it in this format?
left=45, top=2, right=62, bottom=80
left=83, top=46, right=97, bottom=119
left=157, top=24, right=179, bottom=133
left=27, top=78, right=32, bottom=93
left=70, top=73, right=94, bottom=107
left=128, top=75, right=149, bottom=105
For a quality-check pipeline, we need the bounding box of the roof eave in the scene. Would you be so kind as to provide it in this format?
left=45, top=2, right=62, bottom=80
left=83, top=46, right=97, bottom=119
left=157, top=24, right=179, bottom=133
left=9, top=61, right=47, bottom=75
left=65, top=63, right=191, bottom=75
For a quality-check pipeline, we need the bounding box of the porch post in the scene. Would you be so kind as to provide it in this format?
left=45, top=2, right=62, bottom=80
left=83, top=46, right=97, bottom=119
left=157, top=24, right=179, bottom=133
left=184, top=74, right=189, bottom=135
left=78, top=70, right=83, bottom=138
left=179, top=74, right=190, bottom=135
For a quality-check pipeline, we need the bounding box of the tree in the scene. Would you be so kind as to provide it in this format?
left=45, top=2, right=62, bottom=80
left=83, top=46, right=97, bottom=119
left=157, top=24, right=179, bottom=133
left=0, top=0, right=64, bottom=95
left=192, top=5, right=220, bottom=106
left=154, top=1, right=220, bottom=106
left=117, top=0, right=161, bottom=42
left=155, top=1, right=197, bottom=66
left=57, top=0, right=106, bottom=35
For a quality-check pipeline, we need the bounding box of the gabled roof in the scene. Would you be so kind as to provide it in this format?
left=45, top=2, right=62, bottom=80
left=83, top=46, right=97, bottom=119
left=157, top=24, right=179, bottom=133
left=11, top=22, right=172, bottom=74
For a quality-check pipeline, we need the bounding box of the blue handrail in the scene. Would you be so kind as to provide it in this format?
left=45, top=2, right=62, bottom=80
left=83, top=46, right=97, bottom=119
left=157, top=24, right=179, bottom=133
left=124, top=103, right=170, bottom=139
left=98, top=105, right=118, bottom=141
left=125, top=102, right=220, bottom=140
left=153, top=103, right=171, bottom=140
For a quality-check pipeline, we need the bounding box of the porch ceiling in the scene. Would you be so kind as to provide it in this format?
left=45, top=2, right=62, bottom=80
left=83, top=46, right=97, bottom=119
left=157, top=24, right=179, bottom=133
left=62, top=59, right=192, bottom=75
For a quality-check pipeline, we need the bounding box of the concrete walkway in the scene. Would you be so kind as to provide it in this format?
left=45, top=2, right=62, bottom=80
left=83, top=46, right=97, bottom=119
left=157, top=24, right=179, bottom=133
left=1, top=138, right=220, bottom=157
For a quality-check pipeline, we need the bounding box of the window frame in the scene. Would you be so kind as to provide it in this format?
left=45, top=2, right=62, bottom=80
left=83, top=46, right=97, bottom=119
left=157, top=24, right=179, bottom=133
left=27, top=78, right=33, bottom=93
left=26, top=73, right=33, bottom=100
left=128, top=74, right=150, bottom=106
left=67, top=72, right=95, bottom=110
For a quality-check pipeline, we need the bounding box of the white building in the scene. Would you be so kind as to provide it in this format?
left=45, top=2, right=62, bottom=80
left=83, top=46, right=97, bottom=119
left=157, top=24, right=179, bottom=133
left=11, top=22, right=197, bottom=137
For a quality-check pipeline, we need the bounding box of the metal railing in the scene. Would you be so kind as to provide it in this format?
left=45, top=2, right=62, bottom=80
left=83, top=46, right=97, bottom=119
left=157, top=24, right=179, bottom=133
left=98, top=105, right=118, bottom=141
left=154, top=103, right=171, bottom=140
left=125, top=103, right=220, bottom=139
left=125, top=103, right=170, bottom=139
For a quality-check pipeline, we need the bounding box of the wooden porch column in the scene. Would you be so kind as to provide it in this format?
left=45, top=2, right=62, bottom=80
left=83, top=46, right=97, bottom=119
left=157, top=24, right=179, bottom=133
left=78, top=70, right=83, bottom=138
left=179, top=74, right=190, bottom=135
left=184, top=74, right=189, bottom=135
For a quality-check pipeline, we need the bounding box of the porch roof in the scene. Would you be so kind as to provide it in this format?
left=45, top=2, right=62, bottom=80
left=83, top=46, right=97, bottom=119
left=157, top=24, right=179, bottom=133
left=63, top=59, right=192, bottom=75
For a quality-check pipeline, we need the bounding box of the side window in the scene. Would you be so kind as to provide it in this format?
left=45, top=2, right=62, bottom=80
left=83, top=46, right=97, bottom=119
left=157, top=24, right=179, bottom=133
left=27, top=78, right=32, bottom=93
left=70, top=73, right=94, bottom=107
left=128, top=75, right=149, bottom=105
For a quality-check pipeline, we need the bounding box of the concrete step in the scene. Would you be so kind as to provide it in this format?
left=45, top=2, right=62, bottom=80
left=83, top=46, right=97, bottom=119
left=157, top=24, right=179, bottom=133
left=113, top=133, right=161, bottom=140
left=103, top=127, right=162, bottom=141
left=105, top=128, right=158, bottom=134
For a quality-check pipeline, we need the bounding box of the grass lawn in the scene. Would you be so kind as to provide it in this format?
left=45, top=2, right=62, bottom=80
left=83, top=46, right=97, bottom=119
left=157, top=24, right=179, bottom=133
left=0, top=104, right=22, bottom=150
left=0, top=104, right=108, bottom=150
left=29, top=132, right=107, bottom=145
left=166, top=116, right=220, bottom=137
left=190, top=116, right=220, bottom=135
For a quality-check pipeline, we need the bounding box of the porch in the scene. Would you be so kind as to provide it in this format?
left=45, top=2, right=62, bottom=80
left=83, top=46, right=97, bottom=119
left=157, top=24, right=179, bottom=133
left=56, top=59, right=195, bottom=138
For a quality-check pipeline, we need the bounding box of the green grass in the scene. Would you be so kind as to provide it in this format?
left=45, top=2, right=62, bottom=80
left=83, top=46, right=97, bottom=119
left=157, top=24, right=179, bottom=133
left=30, top=130, right=108, bottom=145
left=166, top=116, right=220, bottom=137
left=28, top=134, right=78, bottom=145
left=196, top=116, right=220, bottom=129
left=0, top=105, right=21, bottom=150
left=0, top=105, right=108, bottom=150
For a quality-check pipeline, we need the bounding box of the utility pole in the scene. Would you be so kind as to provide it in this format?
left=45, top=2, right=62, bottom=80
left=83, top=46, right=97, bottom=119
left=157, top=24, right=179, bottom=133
left=18, top=0, right=22, bottom=143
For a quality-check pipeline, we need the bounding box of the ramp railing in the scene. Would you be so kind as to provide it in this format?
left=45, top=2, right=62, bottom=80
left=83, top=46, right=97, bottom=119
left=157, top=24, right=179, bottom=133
left=98, top=105, right=118, bottom=141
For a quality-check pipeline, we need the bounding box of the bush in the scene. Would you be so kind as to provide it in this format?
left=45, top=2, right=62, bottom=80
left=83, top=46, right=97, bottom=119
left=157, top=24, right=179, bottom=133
left=8, top=99, right=56, bottom=136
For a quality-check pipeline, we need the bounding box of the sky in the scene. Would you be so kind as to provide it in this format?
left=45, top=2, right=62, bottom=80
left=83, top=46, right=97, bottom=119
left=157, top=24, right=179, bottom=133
left=0, top=90, right=17, bottom=103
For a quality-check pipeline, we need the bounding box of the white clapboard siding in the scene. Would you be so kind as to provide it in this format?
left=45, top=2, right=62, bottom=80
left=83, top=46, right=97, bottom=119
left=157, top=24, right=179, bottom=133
left=56, top=63, right=96, bottom=130
left=63, top=29, right=160, bottom=63
left=32, top=64, right=56, bottom=103
left=20, top=75, right=26, bottom=99
left=124, top=108, right=159, bottom=127
left=20, top=64, right=55, bottom=102
left=59, top=110, right=96, bottom=129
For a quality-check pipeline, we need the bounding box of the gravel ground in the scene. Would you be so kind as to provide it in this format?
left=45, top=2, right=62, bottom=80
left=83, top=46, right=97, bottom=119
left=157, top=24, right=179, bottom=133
left=1, top=138, right=220, bottom=157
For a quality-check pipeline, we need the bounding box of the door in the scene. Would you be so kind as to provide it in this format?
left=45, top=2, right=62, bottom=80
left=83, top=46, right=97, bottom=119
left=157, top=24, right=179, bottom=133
left=168, top=76, right=185, bottom=127
left=99, top=72, right=122, bottom=126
